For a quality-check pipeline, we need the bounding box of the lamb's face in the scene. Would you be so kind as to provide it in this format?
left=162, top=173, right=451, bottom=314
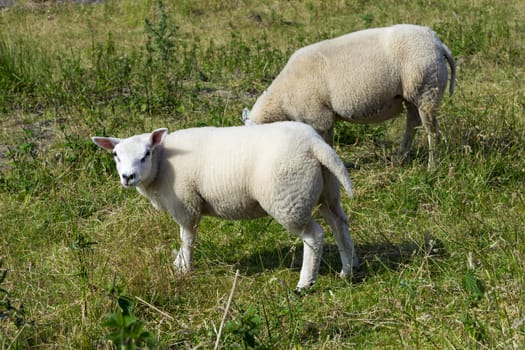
left=92, top=128, right=168, bottom=188
left=112, top=138, right=154, bottom=187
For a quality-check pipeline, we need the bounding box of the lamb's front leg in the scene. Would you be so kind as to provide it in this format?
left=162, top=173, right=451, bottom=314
left=173, top=225, right=197, bottom=273
left=296, top=220, right=325, bottom=291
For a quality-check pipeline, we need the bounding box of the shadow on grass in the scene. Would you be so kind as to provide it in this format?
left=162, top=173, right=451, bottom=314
left=231, top=234, right=448, bottom=284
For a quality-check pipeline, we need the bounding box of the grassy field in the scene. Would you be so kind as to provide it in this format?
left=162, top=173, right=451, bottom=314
left=1, top=0, right=524, bottom=348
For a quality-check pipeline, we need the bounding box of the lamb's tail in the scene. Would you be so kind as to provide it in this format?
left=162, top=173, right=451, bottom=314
left=310, top=137, right=353, bottom=198
left=442, top=42, right=456, bottom=96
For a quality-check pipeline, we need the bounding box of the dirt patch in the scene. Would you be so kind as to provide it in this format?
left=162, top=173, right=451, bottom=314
left=0, top=114, right=63, bottom=171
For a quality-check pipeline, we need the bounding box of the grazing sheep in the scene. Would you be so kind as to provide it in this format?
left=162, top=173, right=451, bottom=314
left=243, top=24, right=456, bottom=169
left=92, top=121, right=356, bottom=290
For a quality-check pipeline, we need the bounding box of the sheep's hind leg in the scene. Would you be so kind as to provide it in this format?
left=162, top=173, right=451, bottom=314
left=397, top=103, right=421, bottom=164
left=417, top=102, right=441, bottom=170
left=295, top=220, right=325, bottom=291
left=173, top=225, right=197, bottom=273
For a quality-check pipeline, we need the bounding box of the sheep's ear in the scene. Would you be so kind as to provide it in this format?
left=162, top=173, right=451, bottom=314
left=242, top=107, right=251, bottom=122
left=150, top=128, right=168, bottom=149
left=91, top=136, right=121, bottom=151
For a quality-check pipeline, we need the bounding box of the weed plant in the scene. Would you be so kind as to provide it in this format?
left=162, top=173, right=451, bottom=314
left=0, top=0, right=524, bottom=348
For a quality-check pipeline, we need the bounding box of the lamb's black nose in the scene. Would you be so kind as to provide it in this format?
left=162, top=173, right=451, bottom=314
left=121, top=173, right=136, bottom=185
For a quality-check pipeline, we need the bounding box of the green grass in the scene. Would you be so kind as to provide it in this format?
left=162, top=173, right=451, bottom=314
left=1, top=0, right=524, bottom=348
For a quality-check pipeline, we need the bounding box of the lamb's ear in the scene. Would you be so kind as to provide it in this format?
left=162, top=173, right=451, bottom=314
left=91, top=136, right=121, bottom=151
left=150, top=128, right=168, bottom=149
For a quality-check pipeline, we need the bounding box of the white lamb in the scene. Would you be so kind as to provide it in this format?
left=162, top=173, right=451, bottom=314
left=91, top=121, right=356, bottom=290
left=243, top=24, right=456, bottom=168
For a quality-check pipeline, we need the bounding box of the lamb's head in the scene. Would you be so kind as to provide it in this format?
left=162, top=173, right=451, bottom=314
left=92, top=128, right=168, bottom=187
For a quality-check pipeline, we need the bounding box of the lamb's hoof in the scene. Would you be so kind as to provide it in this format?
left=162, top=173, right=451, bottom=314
left=339, top=270, right=350, bottom=280
left=293, top=287, right=308, bottom=296
left=173, top=263, right=191, bottom=275
left=172, top=251, right=191, bottom=274
left=294, top=282, right=316, bottom=296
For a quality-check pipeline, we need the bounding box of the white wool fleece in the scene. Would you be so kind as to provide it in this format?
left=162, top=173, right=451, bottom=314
left=92, top=121, right=356, bottom=290
left=246, top=24, right=455, bottom=168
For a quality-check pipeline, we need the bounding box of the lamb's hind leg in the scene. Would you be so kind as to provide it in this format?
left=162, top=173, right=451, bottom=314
left=291, top=219, right=325, bottom=291
left=320, top=171, right=357, bottom=279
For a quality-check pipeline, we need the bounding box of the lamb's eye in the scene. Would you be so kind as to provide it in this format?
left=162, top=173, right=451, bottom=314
left=141, top=150, right=150, bottom=163
left=112, top=151, right=119, bottom=161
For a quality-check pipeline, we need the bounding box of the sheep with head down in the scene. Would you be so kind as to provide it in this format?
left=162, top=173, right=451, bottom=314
left=92, top=121, right=356, bottom=291
left=243, top=24, right=456, bottom=169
